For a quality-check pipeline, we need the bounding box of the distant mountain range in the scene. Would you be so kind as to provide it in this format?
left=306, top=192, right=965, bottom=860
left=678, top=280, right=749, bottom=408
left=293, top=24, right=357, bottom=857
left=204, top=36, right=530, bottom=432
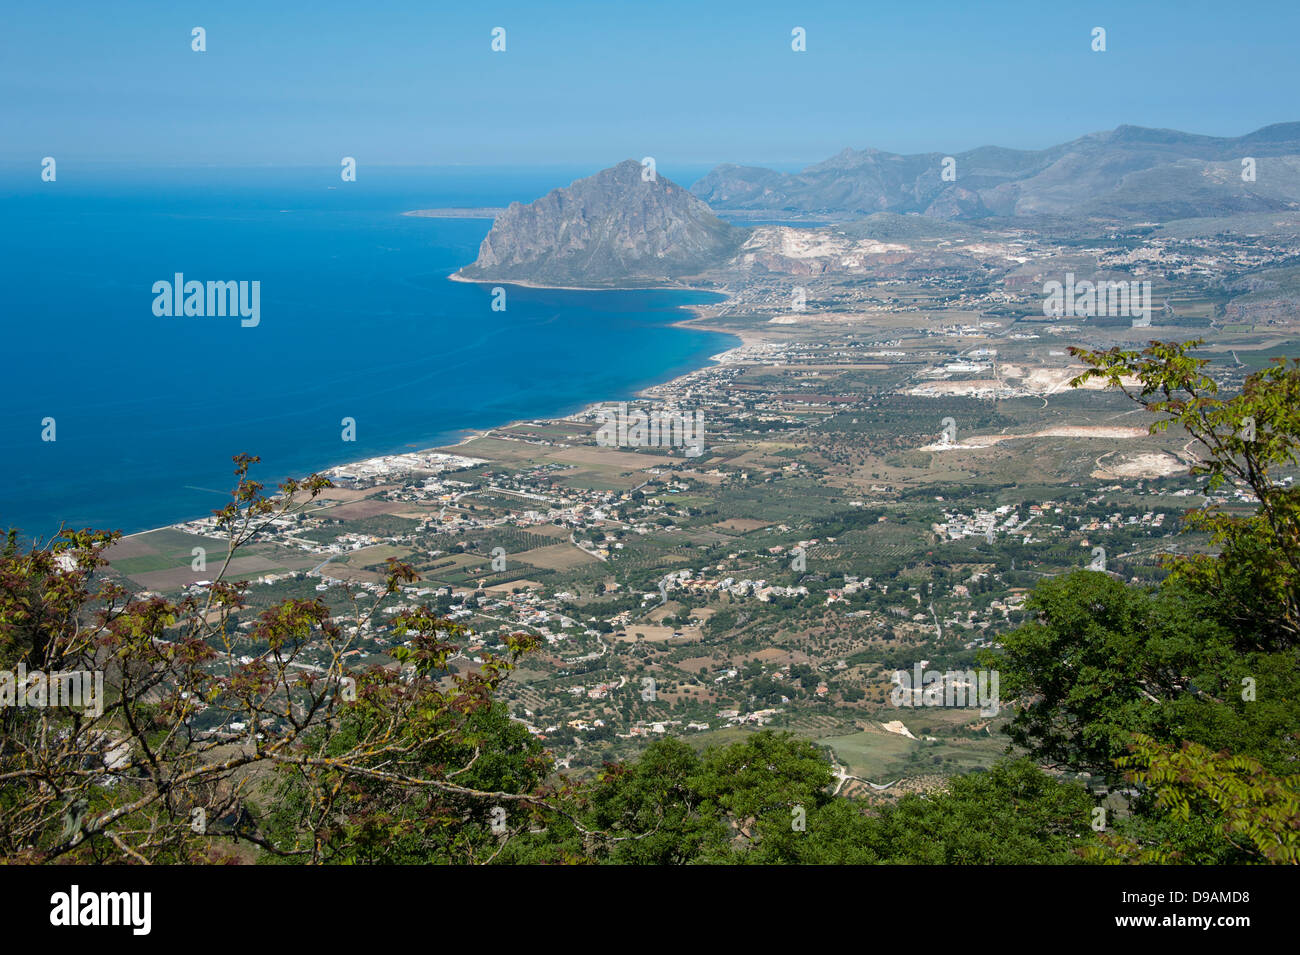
left=455, top=123, right=1300, bottom=287
left=690, top=123, right=1300, bottom=220
left=456, top=160, right=748, bottom=287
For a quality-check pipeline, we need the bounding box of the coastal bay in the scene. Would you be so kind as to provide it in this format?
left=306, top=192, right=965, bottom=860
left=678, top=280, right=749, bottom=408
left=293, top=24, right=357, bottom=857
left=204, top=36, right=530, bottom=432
left=0, top=166, right=733, bottom=540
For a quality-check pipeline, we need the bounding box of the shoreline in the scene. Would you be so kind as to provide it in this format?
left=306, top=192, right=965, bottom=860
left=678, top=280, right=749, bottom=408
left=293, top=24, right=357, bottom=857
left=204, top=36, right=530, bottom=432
left=343, top=273, right=750, bottom=462
left=131, top=274, right=753, bottom=539
left=447, top=269, right=714, bottom=295
left=435, top=273, right=748, bottom=443
left=402, top=208, right=505, bottom=219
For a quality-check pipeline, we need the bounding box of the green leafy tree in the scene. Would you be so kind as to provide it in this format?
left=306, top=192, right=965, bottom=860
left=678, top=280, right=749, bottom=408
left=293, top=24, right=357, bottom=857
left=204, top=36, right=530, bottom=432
left=1071, top=341, right=1300, bottom=648
left=1086, top=735, right=1300, bottom=864
left=863, top=760, right=1095, bottom=865
left=987, top=573, right=1292, bottom=776
left=0, top=456, right=557, bottom=864
left=697, top=731, right=834, bottom=863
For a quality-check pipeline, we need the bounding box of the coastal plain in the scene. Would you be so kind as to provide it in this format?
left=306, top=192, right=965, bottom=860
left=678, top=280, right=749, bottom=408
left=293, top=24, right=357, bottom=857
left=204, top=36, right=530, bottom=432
left=104, top=167, right=1300, bottom=793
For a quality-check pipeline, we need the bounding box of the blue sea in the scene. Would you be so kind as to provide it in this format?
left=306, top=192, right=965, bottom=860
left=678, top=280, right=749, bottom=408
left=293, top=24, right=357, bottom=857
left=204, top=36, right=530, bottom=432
left=0, top=164, right=735, bottom=539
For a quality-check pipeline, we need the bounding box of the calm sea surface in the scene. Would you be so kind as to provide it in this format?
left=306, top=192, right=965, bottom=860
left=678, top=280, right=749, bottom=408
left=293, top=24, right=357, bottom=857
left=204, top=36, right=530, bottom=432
left=0, top=165, right=733, bottom=538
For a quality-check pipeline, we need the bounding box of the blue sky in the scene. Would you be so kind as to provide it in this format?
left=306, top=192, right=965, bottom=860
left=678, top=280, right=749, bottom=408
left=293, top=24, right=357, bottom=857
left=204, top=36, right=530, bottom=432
left=3, top=0, right=1298, bottom=170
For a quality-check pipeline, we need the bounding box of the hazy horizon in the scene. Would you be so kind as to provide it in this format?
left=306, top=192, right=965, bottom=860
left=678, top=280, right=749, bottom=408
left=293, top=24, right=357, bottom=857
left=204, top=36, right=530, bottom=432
left=5, top=0, right=1299, bottom=167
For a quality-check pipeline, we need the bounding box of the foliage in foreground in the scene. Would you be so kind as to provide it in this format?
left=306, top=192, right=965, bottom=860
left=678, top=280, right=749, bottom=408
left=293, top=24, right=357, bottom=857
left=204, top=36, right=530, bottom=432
left=1, top=342, right=1297, bottom=863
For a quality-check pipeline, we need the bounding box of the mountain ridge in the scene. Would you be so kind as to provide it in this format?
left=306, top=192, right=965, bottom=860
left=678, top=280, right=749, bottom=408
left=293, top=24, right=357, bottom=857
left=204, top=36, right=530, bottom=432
left=456, top=160, right=749, bottom=287
left=690, top=122, right=1300, bottom=220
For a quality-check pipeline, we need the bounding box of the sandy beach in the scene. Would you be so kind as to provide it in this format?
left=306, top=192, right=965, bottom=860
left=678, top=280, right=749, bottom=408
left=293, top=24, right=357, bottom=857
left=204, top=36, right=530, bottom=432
left=447, top=268, right=710, bottom=294
left=142, top=274, right=752, bottom=532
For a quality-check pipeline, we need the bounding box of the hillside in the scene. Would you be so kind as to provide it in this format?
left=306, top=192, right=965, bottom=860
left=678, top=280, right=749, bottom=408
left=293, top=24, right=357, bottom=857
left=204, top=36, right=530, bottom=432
left=457, top=160, right=750, bottom=287
left=690, top=123, right=1300, bottom=221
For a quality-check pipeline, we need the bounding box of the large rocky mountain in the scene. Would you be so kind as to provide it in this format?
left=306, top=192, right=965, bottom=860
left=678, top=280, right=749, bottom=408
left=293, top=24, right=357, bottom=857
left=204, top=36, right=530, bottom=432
left=457, top=160, right=749, bottom=286
left=690, top=123, right=1300, bottom=220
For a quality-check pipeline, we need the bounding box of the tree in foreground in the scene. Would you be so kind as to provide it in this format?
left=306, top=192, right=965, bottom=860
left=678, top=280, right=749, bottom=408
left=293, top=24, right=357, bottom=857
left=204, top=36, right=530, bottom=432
left=984, top=341, right=1300, bottom=862
left=4, top=339, right=1297, bottom=864
left=0, top=456, right=556, bottom=864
